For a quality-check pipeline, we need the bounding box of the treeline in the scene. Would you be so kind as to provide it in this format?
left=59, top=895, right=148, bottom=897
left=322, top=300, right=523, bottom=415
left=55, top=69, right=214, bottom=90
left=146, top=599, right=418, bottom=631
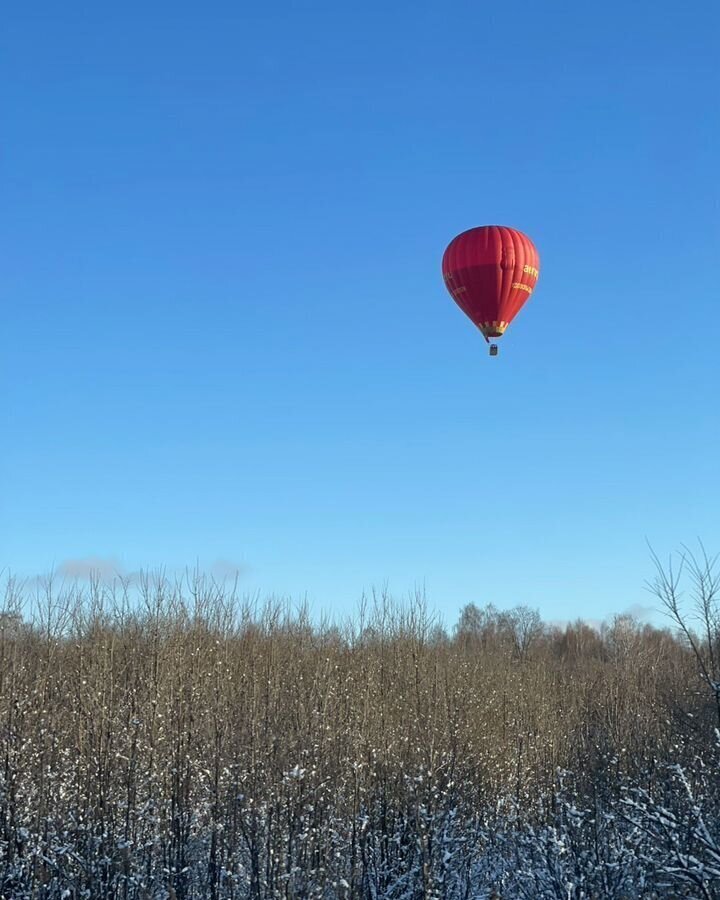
left=0, top=563, right=718, bottom=898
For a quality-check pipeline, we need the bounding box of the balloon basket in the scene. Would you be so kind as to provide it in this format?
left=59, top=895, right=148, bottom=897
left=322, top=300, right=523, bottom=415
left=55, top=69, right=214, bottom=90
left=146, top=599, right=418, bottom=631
left=489, top=344, right=498, bottom=357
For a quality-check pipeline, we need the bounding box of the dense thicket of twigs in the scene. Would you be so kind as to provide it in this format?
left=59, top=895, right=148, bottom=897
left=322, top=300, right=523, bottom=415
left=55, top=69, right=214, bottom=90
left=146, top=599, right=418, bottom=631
left=1, top=558, right=720, bottom=898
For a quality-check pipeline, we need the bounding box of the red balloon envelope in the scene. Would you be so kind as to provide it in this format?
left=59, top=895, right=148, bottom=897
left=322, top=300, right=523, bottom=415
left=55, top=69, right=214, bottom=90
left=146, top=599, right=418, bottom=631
left=442, top=225, right=540, bottom=341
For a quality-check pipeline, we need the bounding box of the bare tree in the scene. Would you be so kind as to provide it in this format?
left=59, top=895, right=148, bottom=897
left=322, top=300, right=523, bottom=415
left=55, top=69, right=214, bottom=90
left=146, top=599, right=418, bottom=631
left=648, top=542, right=720, bottom=728
left=500, top=605, right=544, bottom=661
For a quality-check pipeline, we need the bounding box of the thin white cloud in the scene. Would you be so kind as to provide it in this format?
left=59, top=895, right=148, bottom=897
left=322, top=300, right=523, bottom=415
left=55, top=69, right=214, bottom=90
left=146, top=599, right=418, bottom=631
left=57, top=557, right=124, bottom=580
left=622, top=603, right=659, bottom=623
left=210, top=559, right=249, bottom=580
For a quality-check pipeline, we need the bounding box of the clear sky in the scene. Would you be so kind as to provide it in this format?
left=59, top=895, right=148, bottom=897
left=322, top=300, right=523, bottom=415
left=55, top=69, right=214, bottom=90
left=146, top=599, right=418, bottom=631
left=2, top=1, right=718, bottom=626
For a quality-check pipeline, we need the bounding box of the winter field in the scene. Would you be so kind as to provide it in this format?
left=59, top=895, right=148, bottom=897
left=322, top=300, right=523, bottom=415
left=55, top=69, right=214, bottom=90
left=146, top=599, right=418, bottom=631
left=2, top=554, right=720, bottom=899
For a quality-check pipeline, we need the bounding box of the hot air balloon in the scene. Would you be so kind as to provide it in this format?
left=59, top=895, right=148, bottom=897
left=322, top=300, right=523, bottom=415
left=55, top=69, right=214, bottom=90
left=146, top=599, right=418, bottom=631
left=442, top=225, right=540, bottom=356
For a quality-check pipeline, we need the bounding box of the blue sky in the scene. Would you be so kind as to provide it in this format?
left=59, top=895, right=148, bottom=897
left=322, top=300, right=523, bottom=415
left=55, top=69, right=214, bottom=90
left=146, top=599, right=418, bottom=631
left=1, top=1, right=718, bottom=626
